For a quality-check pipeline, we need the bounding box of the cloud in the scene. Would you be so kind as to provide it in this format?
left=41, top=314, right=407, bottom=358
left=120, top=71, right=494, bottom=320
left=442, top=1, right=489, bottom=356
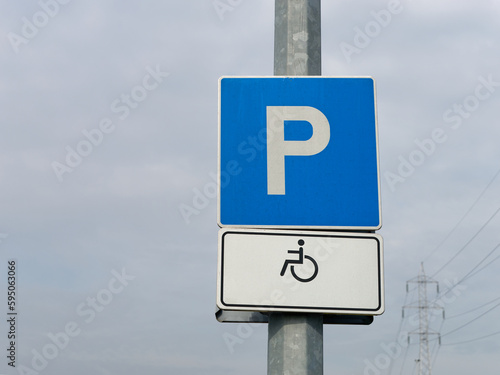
left=1, top=1, right=500, bottom=374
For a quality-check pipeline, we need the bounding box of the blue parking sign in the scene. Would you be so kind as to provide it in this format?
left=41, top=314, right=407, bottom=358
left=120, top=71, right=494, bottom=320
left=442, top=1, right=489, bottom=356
left=218, top=76, right=381, bottom=230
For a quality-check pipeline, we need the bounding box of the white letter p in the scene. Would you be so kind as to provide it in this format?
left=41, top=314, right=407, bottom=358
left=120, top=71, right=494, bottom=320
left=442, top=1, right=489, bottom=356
left=266, top=106, right=330, bottom=195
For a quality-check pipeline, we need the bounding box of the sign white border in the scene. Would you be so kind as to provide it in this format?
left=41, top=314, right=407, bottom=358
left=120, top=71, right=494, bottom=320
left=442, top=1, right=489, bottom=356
left=216, top=228, right=384, bottom=315
left=217, top=76, right=382, bottom=230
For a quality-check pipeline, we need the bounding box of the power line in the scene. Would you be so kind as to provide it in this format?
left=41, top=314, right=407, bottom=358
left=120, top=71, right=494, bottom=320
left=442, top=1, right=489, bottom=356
left=441, top=301, right=500, bottom=338
left=447, top=295, right=500, bottom=319
left=431, top=207, right=500, bottom=277
left=388, top=305, right=408, bottom=375
left=454, top=243, right=500, bottom=285
left=436, top=242, right=500, bottom=298
left=430, top=340, right=441, bottom=370
left=390, top=282, right=417, bottom=375
left=398, top=344, right=411, bottom=375
left=423, top=166, right=500, bottom=263
left=424, top=245, right=500, bottom=347
left=466, top=253, right=500, bottom=280
left=416, top=165, right=500, bottom=360
left=442, top=329, right=500, bottom=346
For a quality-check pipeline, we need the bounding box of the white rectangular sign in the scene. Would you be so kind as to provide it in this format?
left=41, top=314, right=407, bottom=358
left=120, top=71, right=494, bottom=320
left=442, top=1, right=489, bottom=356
left=216, top=229, right=384, bottom=315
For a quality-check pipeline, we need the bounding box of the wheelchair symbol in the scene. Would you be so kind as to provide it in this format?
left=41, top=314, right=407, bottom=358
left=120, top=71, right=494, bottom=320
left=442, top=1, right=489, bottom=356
left=280, top=239, right=319, bottom=283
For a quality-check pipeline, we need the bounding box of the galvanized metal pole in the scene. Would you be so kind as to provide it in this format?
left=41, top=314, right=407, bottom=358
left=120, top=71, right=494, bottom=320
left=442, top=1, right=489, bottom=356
left=268, top=1, right=323, bottom=374
left=274, top=0, right=321, bottom=76
left=268, top=313, right=323, bottom=374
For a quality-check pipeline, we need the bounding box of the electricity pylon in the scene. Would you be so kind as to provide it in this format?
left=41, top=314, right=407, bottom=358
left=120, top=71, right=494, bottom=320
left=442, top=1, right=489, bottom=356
left=402, top=263, right=443, bottom=375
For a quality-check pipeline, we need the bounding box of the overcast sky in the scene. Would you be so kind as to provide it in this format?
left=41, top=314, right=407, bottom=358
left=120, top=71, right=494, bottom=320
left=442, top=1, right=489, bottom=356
left=1, top=1, right=500, bottom=374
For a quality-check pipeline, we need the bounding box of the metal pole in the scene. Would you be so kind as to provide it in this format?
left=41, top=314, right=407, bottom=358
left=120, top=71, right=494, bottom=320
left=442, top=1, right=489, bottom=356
left=274, top=0, right=321, bottom=76
left=268, top=1, right=323, bottom=374
left=268, top=313, right=323, bottom=374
